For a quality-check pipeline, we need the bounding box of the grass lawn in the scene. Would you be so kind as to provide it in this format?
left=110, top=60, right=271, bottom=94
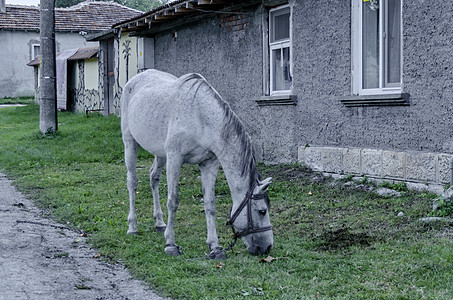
left=0, top=104, right=452, bottom=299
left=0, top=96, right=35, bottom=105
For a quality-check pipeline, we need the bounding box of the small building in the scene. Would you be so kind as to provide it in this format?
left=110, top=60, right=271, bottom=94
left=0, top=0, right=142, bottom=98
left=28, top=46, right=103, bottom=113
left=88, top=0, right=453, bottom=186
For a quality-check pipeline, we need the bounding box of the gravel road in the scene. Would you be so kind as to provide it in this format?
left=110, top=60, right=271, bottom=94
left=0, top=172, right=167, bottom=300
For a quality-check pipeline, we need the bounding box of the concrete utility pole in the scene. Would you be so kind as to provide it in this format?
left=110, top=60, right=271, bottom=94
left=1, top=0, right=6, bottom=13
left=39, top=0, right=57, bottom=134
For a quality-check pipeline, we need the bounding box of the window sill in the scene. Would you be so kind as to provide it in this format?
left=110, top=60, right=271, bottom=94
left=255, top=94, right=297, bottom=106
left=339, top=93, right=409, bottom=107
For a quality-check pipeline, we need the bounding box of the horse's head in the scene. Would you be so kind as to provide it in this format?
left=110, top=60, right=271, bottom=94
left=228, top=178, right=274, bottom=255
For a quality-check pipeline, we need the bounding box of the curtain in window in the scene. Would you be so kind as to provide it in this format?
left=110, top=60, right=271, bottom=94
left=387, top=0, right=401, bottom=85
left=270, top=6, right=291, bottom=93
left=362, top=0, right=379, bottom=89
left=272, top=47, right=292, bottom=91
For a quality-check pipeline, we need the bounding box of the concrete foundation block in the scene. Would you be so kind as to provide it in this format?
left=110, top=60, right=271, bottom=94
left=298, top=146, right=323, bottom=172
left=382, top=151, right=405, bottom=180
left=343, top=148, right=361, bottom=174
left=298, top=145, right=452, bottom=186
left=320, top=147, right=344, bottom=173
left=406, top=152, right=437, bottom=182
left=361, top=149, right=382, bottom=177
left=438, top=154, right=453, bottom=184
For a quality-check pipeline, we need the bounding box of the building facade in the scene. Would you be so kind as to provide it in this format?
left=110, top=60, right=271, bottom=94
left=0, top=0, right=141, bottom=98
left=90, top=0, right=453, bottom=185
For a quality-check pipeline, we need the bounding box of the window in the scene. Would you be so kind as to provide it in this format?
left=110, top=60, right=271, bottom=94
left=32, top=44, right=40, bottom=59
left=352, top=0, right=402, bottom=95
left=269, top=5, right=292, bottom=95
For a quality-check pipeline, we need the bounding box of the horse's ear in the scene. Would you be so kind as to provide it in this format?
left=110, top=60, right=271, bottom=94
left=254, top=177, right=272, bottom=194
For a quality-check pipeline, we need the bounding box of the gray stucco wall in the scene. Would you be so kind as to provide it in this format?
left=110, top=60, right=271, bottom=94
left=0, top=31, right=38, bottom=98
left=152, top=0, right=453, bottom=165
left=154, top=3, right=281, bottom=162
left=403, top=0, right=453, bottom=154
left=0, top=30, right=97, bottom=98
left=294, top=0, right=453, bottom=157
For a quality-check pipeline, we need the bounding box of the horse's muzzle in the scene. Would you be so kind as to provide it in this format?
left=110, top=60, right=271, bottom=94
left=248, top=244, right=273, bottom=256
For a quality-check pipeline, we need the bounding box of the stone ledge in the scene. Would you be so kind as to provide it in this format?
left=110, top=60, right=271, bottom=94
left=298, top=146, right=452, bottom=185
left=255, top=94, right=297, bottom=106
left=339, top=93, right=409, bottom=107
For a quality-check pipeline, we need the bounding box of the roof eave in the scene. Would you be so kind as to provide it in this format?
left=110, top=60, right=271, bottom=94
left=112, top=0, right=249, bottom=33
left=85, top=28, right=117, bottom=41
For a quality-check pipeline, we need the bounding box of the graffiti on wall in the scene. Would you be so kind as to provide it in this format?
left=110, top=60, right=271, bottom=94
left=122, top=39, right=132, bottom=82
left=112, top=35, right=123, bottom=115
left=71, top=60, right=101, bottom=113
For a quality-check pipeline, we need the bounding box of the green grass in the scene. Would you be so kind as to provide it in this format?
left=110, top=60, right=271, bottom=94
left=0, top=104, right=452, bottom=299
left=0, top=96, right=35, bottom=105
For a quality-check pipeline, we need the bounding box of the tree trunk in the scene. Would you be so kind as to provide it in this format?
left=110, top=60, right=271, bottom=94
left=39, top=0, right=57, bottom=134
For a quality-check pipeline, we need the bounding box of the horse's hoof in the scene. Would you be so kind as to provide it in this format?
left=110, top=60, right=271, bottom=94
left=155, top=226, right=166, bottom=233
left=127, top=230, right=139, bottom=235
left=208, top=247, right=227, bottom=260
left=165, top=244, right=182, bottom=256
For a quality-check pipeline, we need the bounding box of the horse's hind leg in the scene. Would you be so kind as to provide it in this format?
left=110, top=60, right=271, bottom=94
left=150, top=156, right=167, bottom=232
left=199, top=159, right=225, bottom=260
left=124, top=137, right=139, bottom=235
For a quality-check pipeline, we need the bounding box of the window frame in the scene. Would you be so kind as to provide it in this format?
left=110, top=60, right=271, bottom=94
left=351, top=0, right=402, bottom=96
left=269, top=4, right=293, bottom=96
left=31, top=43, right=40, bottom=59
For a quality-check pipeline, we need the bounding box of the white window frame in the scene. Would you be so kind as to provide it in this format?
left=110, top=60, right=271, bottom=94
left=269, top=4, right=293, bottom=96
left=31, top=43, right=40, bottom=59
left=352, top=0, right=402, bottom=95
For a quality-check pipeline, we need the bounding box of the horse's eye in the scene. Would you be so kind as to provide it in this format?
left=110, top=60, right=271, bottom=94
left=258, top=209, right=267, bottom=216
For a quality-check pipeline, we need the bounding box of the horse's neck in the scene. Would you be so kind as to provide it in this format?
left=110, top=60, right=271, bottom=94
left=214, top=138, right=254, bottom=208
left=196, top=87, right=254, bottom=205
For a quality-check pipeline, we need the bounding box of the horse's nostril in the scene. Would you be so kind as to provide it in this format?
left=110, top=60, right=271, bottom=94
left=256, top=246, right=261, bottom=255
left=265, top=245, right=272, bottom=254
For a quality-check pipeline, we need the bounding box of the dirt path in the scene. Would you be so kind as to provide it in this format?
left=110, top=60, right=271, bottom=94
left=0, top=172, right=167, bottom=300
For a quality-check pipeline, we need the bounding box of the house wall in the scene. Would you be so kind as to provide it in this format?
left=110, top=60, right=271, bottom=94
left=69, top=58, right=102, bottom=113
left=109, top=33, right=138, bottom=115
left=133, top=0, right=453, bottom=185
left=84, top=58, right=98, bottom=90
left=0, top=30, right=97, bottom=99
left=154, top=3, right=267, bottom=158
left=118, top=34, right=138, bottom=88
left=152, top=0, right=346, bottom=163
left=0, top=31, right=38, bottom=98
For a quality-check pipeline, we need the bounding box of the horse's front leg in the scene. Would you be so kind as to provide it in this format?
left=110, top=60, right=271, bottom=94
left=199, top=159, right=225, bottom=260
left=150, top=156, right=166, bottom=232
left=124, top=138, right=139, bottom=235
left=163, top=154, right=183, bottom=256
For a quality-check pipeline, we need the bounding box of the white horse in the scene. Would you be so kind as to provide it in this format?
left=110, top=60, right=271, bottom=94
left=121, top=69, right=273, bottom=258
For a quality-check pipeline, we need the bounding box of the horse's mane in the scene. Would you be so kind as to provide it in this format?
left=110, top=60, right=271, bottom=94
left=176, top=73, right=261, bottom=186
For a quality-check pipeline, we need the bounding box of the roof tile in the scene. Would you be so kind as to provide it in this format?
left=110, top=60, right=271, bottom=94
left=0, top=1, right=143, bottom=32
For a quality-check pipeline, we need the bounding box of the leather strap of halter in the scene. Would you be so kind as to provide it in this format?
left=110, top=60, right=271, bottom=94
left=226, top=183, right=272, bottom=241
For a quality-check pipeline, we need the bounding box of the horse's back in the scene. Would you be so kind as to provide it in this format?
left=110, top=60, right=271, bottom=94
left=121, top=70, right=180, bottom=155
left=122, top=69, right=177, bottom=107
left=122, top=70, right=223, bottom=161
